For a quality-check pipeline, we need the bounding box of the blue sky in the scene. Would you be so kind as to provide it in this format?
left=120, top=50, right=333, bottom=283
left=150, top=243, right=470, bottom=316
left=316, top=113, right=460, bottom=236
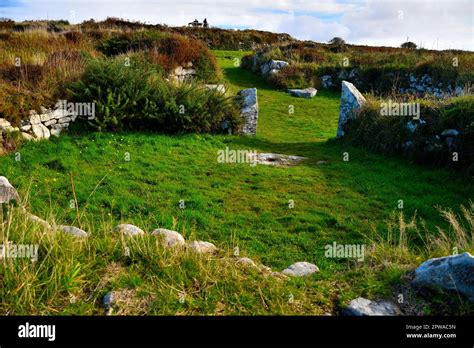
left=0, top=0, right=472, bottom=50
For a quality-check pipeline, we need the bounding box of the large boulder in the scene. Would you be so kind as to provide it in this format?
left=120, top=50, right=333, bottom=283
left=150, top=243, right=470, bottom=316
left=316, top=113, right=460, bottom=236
left=288, top=88, right=317, bottom=99
left=336, top=81, right=366, bottom=138
left=0, top=176, right=20, bottom=204
left=238, top=88, right=259, bottom=135
left=411, top=252, right=474, bottom=302
left=343, top=297, right=401, bottom=316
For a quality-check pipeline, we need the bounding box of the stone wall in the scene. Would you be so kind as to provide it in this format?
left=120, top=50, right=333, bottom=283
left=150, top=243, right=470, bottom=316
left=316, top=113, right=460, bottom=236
left=0, top=102, right=78, bottom=142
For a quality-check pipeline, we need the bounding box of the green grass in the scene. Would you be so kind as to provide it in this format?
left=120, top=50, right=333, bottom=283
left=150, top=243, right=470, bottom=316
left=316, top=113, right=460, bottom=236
left=0, top=50, right=473, bottom=315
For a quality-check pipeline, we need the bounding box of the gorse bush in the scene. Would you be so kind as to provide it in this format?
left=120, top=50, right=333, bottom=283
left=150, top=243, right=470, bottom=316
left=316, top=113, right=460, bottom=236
left=69, top=58, right=242, bottom=133
left=343, top=95, right=474, bottom=171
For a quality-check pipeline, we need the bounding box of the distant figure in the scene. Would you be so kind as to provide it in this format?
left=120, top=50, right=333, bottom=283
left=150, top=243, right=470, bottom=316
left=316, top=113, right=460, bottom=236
left=188, top=19, right=202, bottom=27
left=203, top=18, right=209, bottom=28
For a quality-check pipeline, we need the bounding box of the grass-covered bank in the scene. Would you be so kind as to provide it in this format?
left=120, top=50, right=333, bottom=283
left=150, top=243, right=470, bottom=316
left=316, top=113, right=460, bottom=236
left=1, top=50, right=473, bottom=315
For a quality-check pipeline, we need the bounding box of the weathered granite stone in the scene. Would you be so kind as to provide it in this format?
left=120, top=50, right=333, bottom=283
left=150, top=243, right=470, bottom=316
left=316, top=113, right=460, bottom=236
left=21, top=132, right=34, bottom=141
left=40, top=112, right=54, bottom=123
left=188, top=241, right=217, bottom=254
left=151, top=228, right=185, bottom=247
left=0, top=118, right=11, bottom=129
left=238, top=88, right=258, bottom=135
left=0, top=176, right=20, bottom=204
left=114, top=223, right=145, bottom=236
left=59, top=117, right=72, bottom=124
left=411, top=252, right=474, bottom=302
left=282, top=261, right=319, bottom=277
left=336, top=81, right=366, bottom=138
left=44, top=119, right=57, bottom=127
left=204, top=84, right=226, bottom=94
left=288, top=87, right=317, bottom=98
left=236, top=257, right=258, bottom=268
left=246, top=153, right=307, bottom=167
left=20, top=124, right=32, bottom=132
left=260, top=60, right=289, bottom=76
left=26, top=213, right=52, bottom=229
left=344, top=297, right=401, bottom=316
left=31, top=124, right=50, bottom=140
left=50, top=128, right=62, bottom=137
left=59, top=225, right=89, bottom=238
left=29, top=113, right=41, bottom=125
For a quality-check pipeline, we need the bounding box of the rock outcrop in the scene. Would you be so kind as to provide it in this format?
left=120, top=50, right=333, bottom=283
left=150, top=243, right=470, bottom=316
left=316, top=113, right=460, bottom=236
left=336, top=81, right=366, bottom=138
left=260, top=60, right=289, bottom=76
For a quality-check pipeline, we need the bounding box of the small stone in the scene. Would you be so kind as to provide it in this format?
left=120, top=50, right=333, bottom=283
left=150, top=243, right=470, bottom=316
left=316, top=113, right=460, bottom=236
left=316, top=160, right=329, bottom=165
left=40, top=112, right=54, bottom=123
left=0, top=118, right=12, bottom=129
left=344, top=297, right=401, bottom=316
left=29, top=113, right=41, bottom=125
left=236, top=257, right=258, bottom=267
left=287, top=87, right=317, bottom=99
left=114, top=223, right=145, bottom=236
left=151, top=228, right=185, bottom=247
left=188, top=241, right=217, bottom=254
left=44, top=119, right=57, bottom=127
left=26, top=213, right=52, bottom=229
left=31, top=124, right=50, bottom=140
left=50, top=128, right=62, bottom=137
left=20, top=124, right=31, bottom=132
left=440, top=129, right=460, bottom=137
left=59, top=117, right=72, bottom=124
left=282, top=261, right=319, bottom=277
left=204, top=84, right=226, bottom=94
left=21, top=132, right=34, bottom=141
left=0, top=176, right=20, bottom=204
left=59, top=225, right=89, bottom=238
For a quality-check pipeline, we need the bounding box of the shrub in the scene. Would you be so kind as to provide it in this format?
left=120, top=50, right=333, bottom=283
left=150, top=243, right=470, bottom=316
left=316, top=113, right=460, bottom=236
left=69, top=58, right=241, bottom=133
left=343, top=95, right=474, bottom=170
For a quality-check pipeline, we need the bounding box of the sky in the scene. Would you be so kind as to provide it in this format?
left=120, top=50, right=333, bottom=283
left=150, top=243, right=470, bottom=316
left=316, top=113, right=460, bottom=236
left=0, top=0, right=473, bottom=51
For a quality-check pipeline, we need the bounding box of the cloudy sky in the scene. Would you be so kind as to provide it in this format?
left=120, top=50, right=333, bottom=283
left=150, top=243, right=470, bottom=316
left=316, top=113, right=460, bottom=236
left=1, top=0, right=473, bottom=50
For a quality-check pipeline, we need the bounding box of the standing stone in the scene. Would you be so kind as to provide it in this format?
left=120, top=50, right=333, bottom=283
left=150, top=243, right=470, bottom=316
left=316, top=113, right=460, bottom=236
left=411, top=252, right=474, bottom=302
left=0, top=176, right=20, bottom=204
left=343, top=297, right=401, bottom=316
left=336, top=81, right=366, bottom=138
left=151, top=228, right=185, bottom=247
left=238, top=88, right=258, bottom=135
left=282, top=261, right=319, bottom=277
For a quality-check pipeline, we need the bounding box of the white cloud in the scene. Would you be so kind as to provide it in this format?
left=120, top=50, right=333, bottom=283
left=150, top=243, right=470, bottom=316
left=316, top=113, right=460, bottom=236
left=1, top=0, right=472, bottom=50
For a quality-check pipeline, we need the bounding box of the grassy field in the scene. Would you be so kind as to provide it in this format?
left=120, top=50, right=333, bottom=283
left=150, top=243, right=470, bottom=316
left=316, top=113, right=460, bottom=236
left=1, top=50, right=473, bottom=315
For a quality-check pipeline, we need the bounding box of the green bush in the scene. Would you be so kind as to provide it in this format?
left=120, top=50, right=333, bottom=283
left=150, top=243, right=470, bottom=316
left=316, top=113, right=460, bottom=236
left=343, top=95, right=474, bottom=170
left=69, top=58, right=242, bottom=133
